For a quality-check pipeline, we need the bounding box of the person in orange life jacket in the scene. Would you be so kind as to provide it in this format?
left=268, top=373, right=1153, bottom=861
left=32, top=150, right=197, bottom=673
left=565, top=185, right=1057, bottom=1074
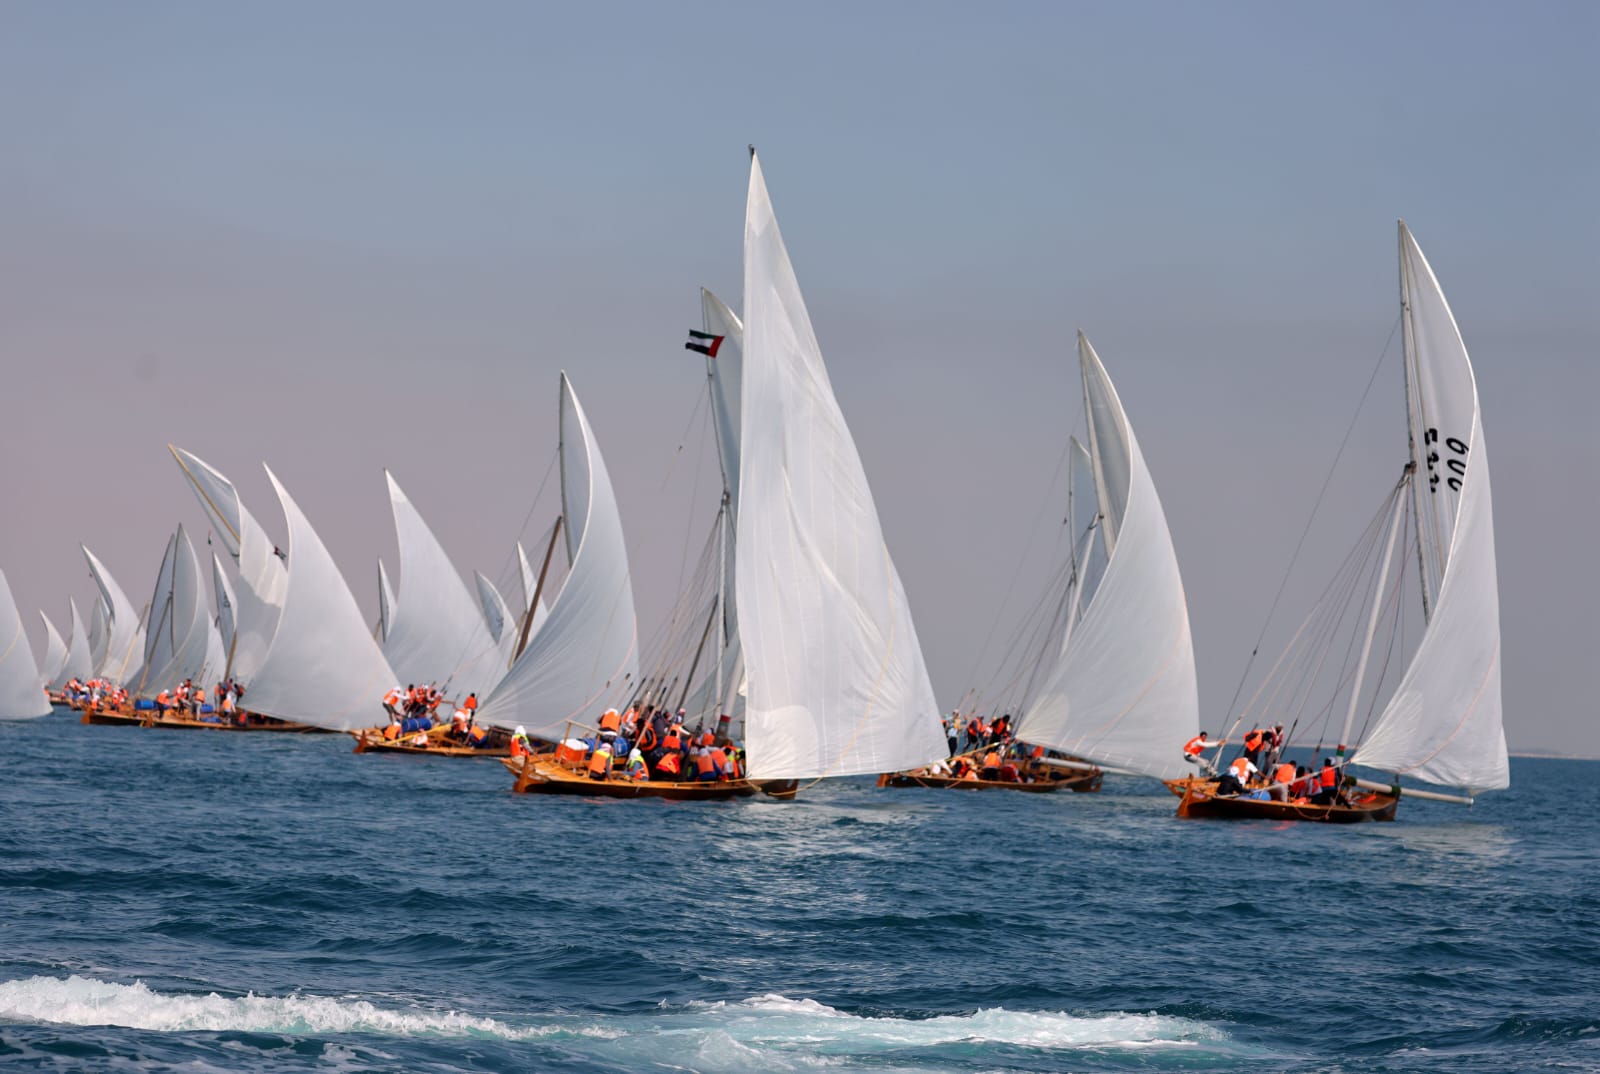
left=587, top=741, right=614, bottom=780
left=460, top=692, right=478, bottom=725
left=1313, top=758, right=1344, bottom=806
left=691, top=745, right=721, bottom=782
left=1241, top=727, right=1266, bottom=767
left=155, top=689, right=171, bottom=714
left=598, top=707, right=622, bottom=737
left=620, top=707, right=639, bottom=740
left=980, top=748, right=1002, bottom=781
left=1182, top=731, right=1223, bottom=776
left=1290, top=765, right=1316, bottom=800
left=1268, top=760, right=1297, bottom=802
left=1216, top=755, right=1257, bottom=796
left=715, top=742, right=737, bottom=780
left=508, top=726, right=532, bottom=757
left=1261, top=722, right=1286, bottom=772
left=625, top=746, right=648, bottom=780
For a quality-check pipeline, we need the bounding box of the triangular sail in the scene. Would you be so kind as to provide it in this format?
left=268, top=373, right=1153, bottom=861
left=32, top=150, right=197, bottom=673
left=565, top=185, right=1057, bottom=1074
left=211, top=553, right=237, bottom=659
left=169, top=446, right=287, bottom=683
left=481, top=374, right=638, bottom=738
left=82, top=546, right=145, bottom=685
left=235, top=466, right=398, bottom=730
left=1353, top=223, right=1507, bottom=792
left=55, top=599, right=92, bottom=690
left=1014, top=334, right=1199, bottom=779
left=0, top=570, right=51, bottom=718
left=141, top=527, right=213, bottom=693
left=474, top=570, right=518, bottom=669
left=677, top=289, right=747, bottom=730
left=513, top=541, right=550, bottom=645
left=381, top=473, right=507, bottom=697
left=37, top=611, right=69, bottom=689
left=140, top=533, right=181, bottom=688
left=737, top=151, right=946, bottom=780
left=88, top=596, right=109, bottom=675
left=377, top=558, right=397, bottom=644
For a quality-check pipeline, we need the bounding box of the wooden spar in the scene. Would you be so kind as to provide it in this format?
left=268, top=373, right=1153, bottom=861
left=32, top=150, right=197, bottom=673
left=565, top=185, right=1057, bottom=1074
left=676, top=598, right=721, bottom=715
left=1351, top=775, right=1473, bottom=805
left=1035, top=756, right=1137, bottom=777
left=513, top=515, right=563, bottom=662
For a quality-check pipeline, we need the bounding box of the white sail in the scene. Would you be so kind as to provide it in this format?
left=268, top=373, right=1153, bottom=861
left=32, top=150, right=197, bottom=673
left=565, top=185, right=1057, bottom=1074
left=474, top=571, right=518, bottom=669
left=1014, top=334, right=1199, bottom=780
left=141, top=527, right=214, bottom=693
left=381, top=472, right=507, bottom=697
left=737, top=151, right=945, bottom=780
left=1353, top=223, right=1507, bottom=792
left=37, top=611, right=69, bottom=689
left=232, top=466, right=396, bottom=730
left=139, top=533, right=181, bottom=689
left=211, top=553, right=237, bottom=661
left=169, top=446, right=287, bottom=683
left=0, top=570, right=50, bottom=718
left=377, top=558, right=397, bottom=644
left=1068, top=435, right=1108, bottom=614
left=87, top=596, right=109, bottom=676
left=55, top=599, right=92, bottom=689
left=514, top=540, right=550, bottom=644
left=83, top=546, right=145, bottom=686
left=480, top=374, right=638, bottom=738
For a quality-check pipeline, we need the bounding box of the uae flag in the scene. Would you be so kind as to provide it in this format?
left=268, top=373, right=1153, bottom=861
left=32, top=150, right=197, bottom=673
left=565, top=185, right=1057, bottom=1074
left=685, top=330, right=725, bottom=358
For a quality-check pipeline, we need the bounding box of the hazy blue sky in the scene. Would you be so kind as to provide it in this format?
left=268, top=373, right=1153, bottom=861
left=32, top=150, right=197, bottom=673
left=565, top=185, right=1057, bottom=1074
left=2, top=2, right=1594, bottom=754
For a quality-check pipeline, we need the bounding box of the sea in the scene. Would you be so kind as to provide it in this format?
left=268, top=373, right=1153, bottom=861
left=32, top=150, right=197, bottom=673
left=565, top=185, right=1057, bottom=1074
left=1, top=709, right=1596, bottom=1073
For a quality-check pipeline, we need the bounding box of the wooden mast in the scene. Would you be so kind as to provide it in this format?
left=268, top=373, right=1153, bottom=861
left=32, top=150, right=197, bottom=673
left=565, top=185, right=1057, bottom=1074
left=513, top=516, right=563, bottom=662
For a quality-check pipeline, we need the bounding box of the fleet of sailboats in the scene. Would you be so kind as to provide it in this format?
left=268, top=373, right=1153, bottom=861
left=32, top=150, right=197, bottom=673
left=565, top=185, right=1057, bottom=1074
left=9, top=159, right=1511, bottom=823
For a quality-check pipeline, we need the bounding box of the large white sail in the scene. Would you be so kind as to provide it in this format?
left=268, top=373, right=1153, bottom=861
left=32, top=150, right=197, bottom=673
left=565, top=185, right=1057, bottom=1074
left=233, top=466, right=396, bottom=730
left=737, top=151, right=945, bottom=780
left=83, top=546, right=145, bottom=686
left=0, top=570, right=51, bottom=718
left=54, top=599, right=93, bottom=690
left=480, top=374, right=638, bottom=738
left=211, top=553, right=237, bottom=661
left=381, top=472, right=507, bottom=697
left=1353, top=223, right=1507, bottom=792
left=169, top=446, right=287, bottom=683
left=1015, top=334, right=1199, bottom=780
left=37, top=611, right=69, bottom=689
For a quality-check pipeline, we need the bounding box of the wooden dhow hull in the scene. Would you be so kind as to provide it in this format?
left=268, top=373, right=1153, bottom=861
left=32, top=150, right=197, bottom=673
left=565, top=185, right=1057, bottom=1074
left=1175, top=779, right=1397, bottom=823
left=80, top=703, right=331, bottom=733
left=502, top=754, right=758, bottom=800
left=352, top=726, right=513, bottom=757
left=877, top=768, right=1101, bottom=793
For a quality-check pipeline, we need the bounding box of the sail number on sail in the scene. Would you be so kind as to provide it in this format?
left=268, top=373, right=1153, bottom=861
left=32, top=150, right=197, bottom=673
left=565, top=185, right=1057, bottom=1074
left=1422, top=428, right=1468, bottom=493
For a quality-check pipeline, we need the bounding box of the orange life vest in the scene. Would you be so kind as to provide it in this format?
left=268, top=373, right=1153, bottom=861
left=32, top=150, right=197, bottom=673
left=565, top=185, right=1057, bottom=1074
left=384, top=689, right=400, bottom=706
left=711, top=748, right=730, bottom=778
left=1320, top=765, right=1337, bottom=788
left=694, top=751, right=716, bottom=776
left=382, top=723, right=400, bottom=741
left=662, top=732, right=682, bottom=752
left=657, top=752, right=681, bottom=775
left=1274, top=763, right=1296, bottom=785
left=1230, top=756, right=1251, bottom=776
left=588, top=750, right=611, bottom=776
left=599, top=710, right=620, bottom=732
left=638, top=725, right=658, bottom=751
left=510, top=737, right=528, bottom=757
left=1244, top=730, right=1264, bottom=752
left=983, top=750, right=1000, bottom=769
left=1183, top=735, right=1207, bottom=756
left=1030, top=745, right=1045, bottom=760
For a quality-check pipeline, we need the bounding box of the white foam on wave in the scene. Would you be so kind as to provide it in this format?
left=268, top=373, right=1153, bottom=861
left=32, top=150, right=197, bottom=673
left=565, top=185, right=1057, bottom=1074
left=0, top=975, right=613, bottom=1041
left=688, top=993, right=1224, bottom=1050
left=0, top=976, right=1236, bottom=1070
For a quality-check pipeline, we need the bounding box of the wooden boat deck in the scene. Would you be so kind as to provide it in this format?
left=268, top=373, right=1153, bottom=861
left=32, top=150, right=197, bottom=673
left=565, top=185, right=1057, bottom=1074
left=80, top=704, right=330, bottom=733
left=877, top=768, right=1101, bottom=793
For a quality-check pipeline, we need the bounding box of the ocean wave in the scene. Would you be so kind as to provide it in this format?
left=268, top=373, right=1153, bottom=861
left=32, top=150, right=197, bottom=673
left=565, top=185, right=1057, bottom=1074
left=0, top=976, right=1231, bottom=1066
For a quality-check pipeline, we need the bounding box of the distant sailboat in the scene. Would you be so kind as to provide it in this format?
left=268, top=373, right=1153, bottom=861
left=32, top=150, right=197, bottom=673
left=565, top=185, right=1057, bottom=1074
left=0, top=569, right=52, bottom=719
left=82, top=546, right=146, bottom=687
left=37, top=611, right=69, bottom=691
left=1178, top=222, right=1506, bottom=821
left=50, top=598, right=93, bottom=695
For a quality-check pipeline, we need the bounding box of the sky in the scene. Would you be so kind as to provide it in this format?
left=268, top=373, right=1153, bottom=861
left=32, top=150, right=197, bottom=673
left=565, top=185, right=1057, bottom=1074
left=2, top=1, right=1595, bottom=755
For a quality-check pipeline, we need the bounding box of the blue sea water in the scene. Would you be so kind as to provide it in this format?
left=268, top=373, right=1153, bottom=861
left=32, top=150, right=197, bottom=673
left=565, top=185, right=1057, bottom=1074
left=1, top=709, right=1597, bottom=1073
